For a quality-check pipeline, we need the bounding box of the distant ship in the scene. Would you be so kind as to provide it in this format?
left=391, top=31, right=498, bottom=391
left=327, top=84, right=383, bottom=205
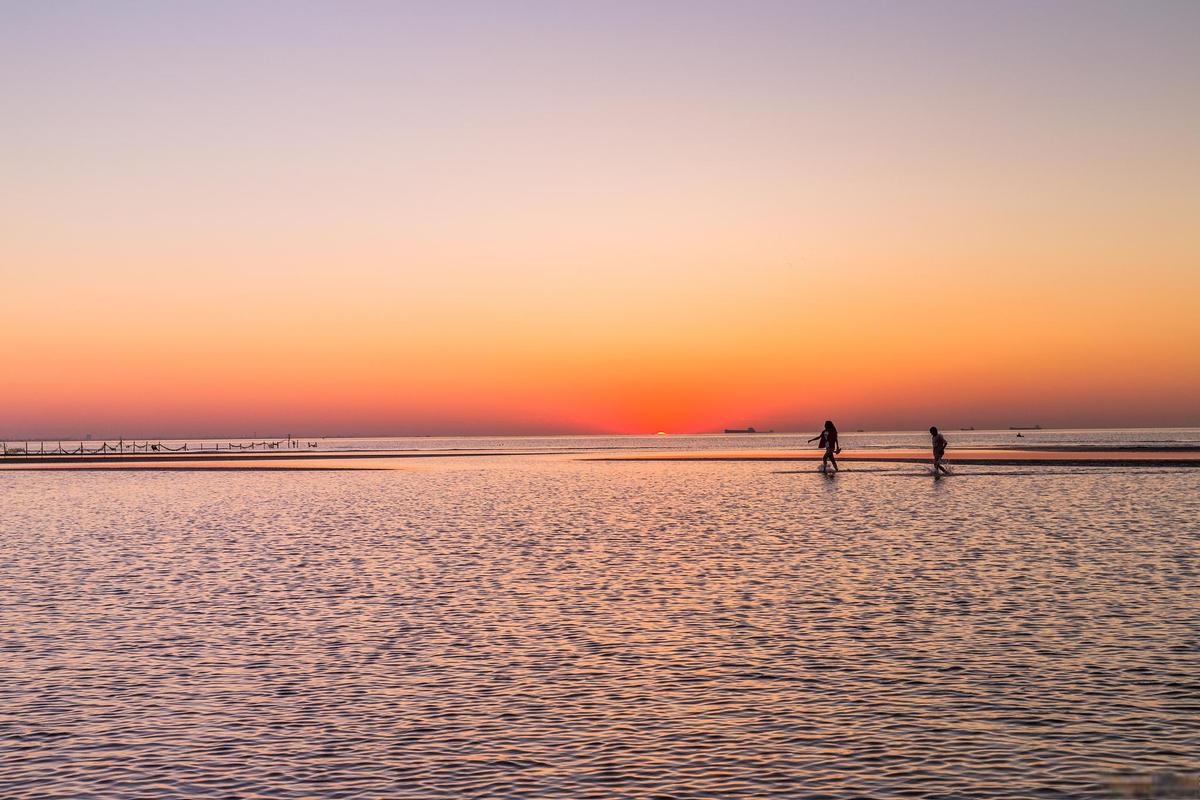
left=1009, top=425, right=1042, bottom=430
left=724, top=427, right=759, bottom=434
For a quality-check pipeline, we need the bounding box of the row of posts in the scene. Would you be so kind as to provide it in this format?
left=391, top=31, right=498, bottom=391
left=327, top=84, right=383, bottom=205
left=1, top=437, right=318, bottom=457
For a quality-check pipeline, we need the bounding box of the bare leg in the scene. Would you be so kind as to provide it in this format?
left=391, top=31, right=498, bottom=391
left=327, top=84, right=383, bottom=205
left=829, top=453, right=838, bottom=472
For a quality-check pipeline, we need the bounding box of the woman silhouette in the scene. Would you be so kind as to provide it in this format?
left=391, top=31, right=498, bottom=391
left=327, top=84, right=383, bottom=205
left=807, top=420, right=841, bottom=473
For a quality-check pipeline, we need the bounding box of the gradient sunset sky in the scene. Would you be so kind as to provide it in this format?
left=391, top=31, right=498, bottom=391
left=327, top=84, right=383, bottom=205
left=4, top=1, right=1198, bottom=438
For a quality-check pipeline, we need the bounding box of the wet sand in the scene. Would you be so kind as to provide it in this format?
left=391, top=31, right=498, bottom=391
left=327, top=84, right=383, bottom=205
left=3, top=447, right=1200, bottom=470
left=0, top=462, right=393, bottom=471
left=591, top=448, right=1200, bottom=467
left=0, top=450, right=565, bottom=470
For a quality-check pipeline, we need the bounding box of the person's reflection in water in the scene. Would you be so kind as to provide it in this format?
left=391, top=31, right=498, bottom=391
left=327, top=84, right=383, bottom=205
left=808, top=420, right=841, bottom=473
left=930, top=426, right=950, bottom=476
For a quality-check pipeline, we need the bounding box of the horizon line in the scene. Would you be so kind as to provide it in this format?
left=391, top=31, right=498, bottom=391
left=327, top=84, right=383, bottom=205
left=4, top=424, right=1200, bottom=444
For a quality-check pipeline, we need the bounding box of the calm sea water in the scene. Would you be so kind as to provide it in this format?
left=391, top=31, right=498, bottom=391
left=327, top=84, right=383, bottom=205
left=22, top=427, right=1200, bottom=456
left=2, top=448, right=1198, bottom=798
left=306, top=428, right=1200, bottom=452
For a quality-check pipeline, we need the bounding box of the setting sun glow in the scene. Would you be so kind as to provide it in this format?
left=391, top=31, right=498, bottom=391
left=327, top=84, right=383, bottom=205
left=3, top=3, right=1198, bottom=438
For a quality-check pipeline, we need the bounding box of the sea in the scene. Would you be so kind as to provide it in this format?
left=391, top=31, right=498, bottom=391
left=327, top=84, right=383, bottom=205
left=2, top=429, right=1198, bottom=799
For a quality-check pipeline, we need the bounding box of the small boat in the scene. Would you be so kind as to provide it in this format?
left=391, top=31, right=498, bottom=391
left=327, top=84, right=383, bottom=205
left=724, top=427, right=757, bottom=434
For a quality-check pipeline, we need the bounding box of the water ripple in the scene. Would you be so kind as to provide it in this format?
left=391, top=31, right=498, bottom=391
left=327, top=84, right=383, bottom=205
left=2, top=461, right=1198, bottom=798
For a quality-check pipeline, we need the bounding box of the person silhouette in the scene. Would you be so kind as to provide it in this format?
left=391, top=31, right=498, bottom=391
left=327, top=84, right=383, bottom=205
left=808, top=420, right=841, bottom=473
left=929, top=426, right=949, bottom=475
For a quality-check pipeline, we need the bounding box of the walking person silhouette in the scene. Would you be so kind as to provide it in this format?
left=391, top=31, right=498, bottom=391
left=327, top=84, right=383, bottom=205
left=929, top=427, right=950, bottom=476
left=808, top=420, right=841, bottom=473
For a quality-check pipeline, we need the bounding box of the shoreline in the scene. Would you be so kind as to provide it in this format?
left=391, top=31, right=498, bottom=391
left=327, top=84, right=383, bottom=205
left=591, top=449, right=1200, bottom=467
left=0, top=449, right=573, bottom=466
left=3, top=447, right=1200, bottom=470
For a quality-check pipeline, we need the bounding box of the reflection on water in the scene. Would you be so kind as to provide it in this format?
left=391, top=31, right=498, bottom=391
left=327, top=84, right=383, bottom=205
left=2, top=458, right=1198, bottom=798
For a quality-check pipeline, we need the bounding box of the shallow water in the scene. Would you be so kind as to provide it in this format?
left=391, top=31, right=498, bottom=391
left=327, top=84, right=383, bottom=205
left=2, top=457, right=1198, bottom=798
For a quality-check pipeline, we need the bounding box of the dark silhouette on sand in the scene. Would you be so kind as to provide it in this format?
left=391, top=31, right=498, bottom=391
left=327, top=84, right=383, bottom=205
left=808, top=420, right=841, bottom=473
left=930, top=427, right=949, bottom=475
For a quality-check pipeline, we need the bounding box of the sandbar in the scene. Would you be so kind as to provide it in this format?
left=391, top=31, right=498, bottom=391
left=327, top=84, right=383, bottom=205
left=590, top=449, right=1200, bottom=467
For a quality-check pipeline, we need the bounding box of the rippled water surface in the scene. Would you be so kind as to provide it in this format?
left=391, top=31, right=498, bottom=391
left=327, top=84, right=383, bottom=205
left=3, top=456, right=1198, bottom=798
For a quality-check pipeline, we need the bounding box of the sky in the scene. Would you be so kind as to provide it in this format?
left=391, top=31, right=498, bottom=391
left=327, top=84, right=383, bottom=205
left=3, top=1, right=1199, bottom=438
